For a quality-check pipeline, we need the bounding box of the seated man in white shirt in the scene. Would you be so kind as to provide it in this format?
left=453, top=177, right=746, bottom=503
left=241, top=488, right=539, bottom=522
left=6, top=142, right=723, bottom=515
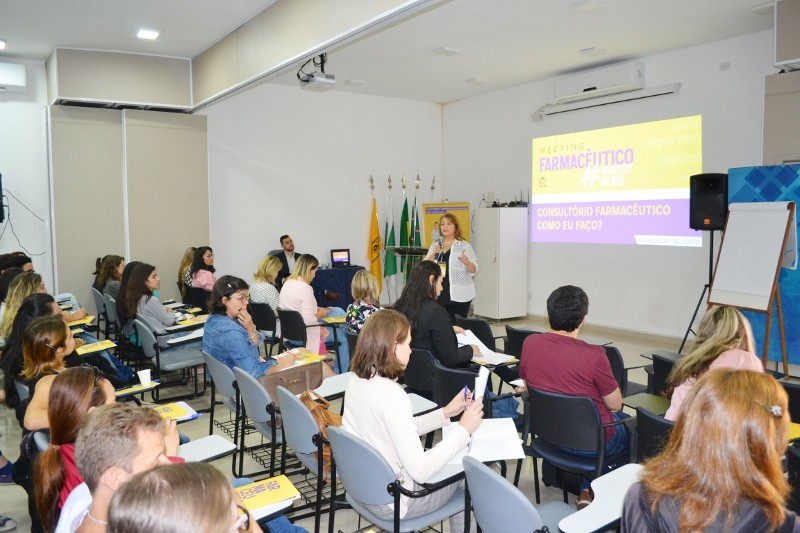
left=55, top=404, right=179, bottom=533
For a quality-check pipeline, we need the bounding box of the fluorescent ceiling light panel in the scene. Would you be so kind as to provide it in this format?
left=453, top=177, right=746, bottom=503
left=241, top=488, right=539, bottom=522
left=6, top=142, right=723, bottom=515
left=0, top=40, right=6, bottom=50
left=137, top=29, right=160, bottom=40
left=570, top=0, right=606, bottom=12
left=432, top=46, right=460, bottom=56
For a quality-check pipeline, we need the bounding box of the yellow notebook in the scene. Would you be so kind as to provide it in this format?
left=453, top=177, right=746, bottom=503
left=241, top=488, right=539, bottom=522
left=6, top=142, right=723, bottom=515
left=321, top=316, right=346, bottom=324
left=183, top=307, right=202, bottom=314
left=178, top=314, right=209, bottom=326
left=790, top=422, right=800, bottom=442
left=153, top=401, right=198, bottom=422
left=70, top=328, right=84, bottom=335
left=75, top=339, right=116, bottom=355
left=67, top=315, right=96, bottom=327
left=236, top=475, right=300, bottom=512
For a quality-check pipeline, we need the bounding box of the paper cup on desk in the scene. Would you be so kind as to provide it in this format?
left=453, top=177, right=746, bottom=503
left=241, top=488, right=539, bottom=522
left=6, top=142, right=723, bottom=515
left=137, top=369, right=152, bottom=386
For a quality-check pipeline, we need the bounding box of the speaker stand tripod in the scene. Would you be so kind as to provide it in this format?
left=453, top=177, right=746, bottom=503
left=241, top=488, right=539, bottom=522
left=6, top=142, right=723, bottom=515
left=679, top=230, right=715, bottom=353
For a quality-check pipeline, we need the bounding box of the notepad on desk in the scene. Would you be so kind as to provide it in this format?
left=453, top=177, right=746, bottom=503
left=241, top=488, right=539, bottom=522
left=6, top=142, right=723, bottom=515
left=75, top=339, right=116, bottom=355
left=166, top=328, right=204, bottom=345
left=70, top=328, right=84, bottom=335
left=457, top=330, right=516, bottom=365
left=443, top=418, right=525, bottom=464
left=67, top=315, right=96, bottom=327
left=177, top=314, right=208, bottom=326
left=153, top=401, right=199, bottom=423
left=236, top=475, right=300, bottom=520
left=276, top=348, right=328, bottom=368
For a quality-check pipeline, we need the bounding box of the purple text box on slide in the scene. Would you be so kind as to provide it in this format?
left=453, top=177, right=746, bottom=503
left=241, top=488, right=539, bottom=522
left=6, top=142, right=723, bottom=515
left=531, top=199, right=697, bottom=245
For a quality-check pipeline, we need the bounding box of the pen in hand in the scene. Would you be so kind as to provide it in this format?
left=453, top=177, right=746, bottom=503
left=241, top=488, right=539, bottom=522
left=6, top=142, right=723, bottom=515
left=463, top=385, right=469, bottom=401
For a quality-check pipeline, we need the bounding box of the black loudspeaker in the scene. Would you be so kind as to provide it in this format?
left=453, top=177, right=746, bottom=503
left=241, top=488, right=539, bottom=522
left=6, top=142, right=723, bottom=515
left=689, top=173, right=728, bottom=230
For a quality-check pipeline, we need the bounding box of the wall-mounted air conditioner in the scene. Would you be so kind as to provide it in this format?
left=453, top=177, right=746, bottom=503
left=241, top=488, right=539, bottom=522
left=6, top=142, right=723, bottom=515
left=554, top=61, right=645, bottom=104
left=0, top=62, right=27, bottom=93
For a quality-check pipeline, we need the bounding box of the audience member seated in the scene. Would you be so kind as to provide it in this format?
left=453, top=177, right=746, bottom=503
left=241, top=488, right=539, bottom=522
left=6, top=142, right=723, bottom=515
left=0, top=266, right=24, bottom=323
left=274, top=234, right=301, bottom=290
left=250, top=255, right=281, bottom=312
left=34, top=367, right=115, bottom=532
left=279, top=254, right=349, bottom=372
left=342, top=309, right=483, bottom=533
left=345, top=270, right=382, bottom=335
left=622, top=369, right=796, bottom=532
left=1, top=295, right=124, bottom=422
left=96, top=256, right=125, bottom=299
left=114, top=262, right=141, bottom=335
left=519, top=285, right=628, bottom=509
left=122, top=263, right=200, bottom=350
left=22, top=315, right=77, bottom=431
left=0, top=252, right=34, bottom=274
left=90, top=258, right=103, bottom=292
left=393, top=261, right=478, bottom=368
left=176, top=246, right=195, bottom=301
left=54, top=403, right=180, bottom=533
left=664, top=305, right=763, bottom=421
left=109, top=462, right=306, bottom=533
left=189, top=246, right=216, bottom=292
left=203, top=276, right=331, bottom=379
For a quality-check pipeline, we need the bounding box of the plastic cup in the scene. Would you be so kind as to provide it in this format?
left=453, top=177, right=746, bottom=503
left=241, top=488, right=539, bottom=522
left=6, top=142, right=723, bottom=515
left=137, top=369, right=152, bottom=386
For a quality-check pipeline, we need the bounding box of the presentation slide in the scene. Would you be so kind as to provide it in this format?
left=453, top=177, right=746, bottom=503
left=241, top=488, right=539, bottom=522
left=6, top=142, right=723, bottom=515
left=531, top=115, right=702, bottom=246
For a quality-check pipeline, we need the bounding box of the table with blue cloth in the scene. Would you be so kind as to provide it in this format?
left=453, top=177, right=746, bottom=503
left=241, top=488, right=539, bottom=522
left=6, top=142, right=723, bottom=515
left=311, top=265, right=364, bottom=309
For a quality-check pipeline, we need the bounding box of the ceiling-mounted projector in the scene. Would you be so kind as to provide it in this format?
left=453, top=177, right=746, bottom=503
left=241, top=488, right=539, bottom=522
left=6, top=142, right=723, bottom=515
left=301, top=72, right=335, bottom=91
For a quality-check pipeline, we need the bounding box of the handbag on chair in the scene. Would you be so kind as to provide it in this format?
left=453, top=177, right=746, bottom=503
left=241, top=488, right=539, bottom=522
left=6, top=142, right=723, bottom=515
left=299, top=389, right=342, bottom=479
left=258, top=360, right=324, bottom=407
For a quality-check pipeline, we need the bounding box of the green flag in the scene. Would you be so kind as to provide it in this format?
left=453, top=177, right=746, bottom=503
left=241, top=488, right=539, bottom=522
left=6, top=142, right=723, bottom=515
left=384, top=199, right=397, bottom=277
left=399, top=197, right=409, bottom=272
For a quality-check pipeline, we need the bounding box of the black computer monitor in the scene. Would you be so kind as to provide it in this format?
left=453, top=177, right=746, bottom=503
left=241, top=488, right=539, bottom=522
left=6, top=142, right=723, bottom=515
left=330, top=249, right=350, bottom=268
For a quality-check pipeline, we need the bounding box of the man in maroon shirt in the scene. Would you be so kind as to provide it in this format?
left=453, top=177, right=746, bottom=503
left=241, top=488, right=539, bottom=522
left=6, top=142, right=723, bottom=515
left=519, top=285, right=629, bottom=509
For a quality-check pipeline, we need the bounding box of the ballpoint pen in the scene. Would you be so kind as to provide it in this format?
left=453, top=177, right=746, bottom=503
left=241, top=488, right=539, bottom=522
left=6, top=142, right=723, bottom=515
left=463, top=385, right=469, bottom=401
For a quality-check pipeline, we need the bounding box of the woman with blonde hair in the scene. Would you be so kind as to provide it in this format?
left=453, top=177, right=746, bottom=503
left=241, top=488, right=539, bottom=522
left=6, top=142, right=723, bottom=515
left=622, top=369, right=795, bottom=532
left=250, top=255, right=282, bottom=312
left=1, top=272, right=87, bottom=338
left=664, top=305, right=762, bottom=420
left=176, top=247, right=195, bottom=300
left=345, top=269, right=381, bottom=334
left=279, top=254, right=350, bottom=371
left=424, top=213, right=479, bottom=324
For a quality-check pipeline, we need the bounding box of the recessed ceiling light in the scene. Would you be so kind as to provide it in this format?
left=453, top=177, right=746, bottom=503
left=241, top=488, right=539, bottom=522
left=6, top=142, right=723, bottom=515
left=0, top=40, right=6, bottom=50
left=570, top=0, right=606, bottom=12
left=344, top=79, right=365, bottom=86
left=465, top=77, right=488, bottom=85
left=432, top=46, right=460, bottom=56
left=580, top=47, right=607, bottom=57
left=137, top=29, right=159, bottom=40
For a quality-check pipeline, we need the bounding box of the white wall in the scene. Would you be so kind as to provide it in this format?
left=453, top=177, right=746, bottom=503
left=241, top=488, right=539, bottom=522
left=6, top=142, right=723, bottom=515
left=202, top=83, right=442, bottom=298
left=442, top=31, right=776, bottom=337
left=0, top=59, right=54, bottom=291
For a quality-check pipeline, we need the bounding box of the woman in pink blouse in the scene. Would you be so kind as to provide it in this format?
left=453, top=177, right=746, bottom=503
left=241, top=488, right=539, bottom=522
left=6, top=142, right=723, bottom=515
left=190, top=246, right=216, bottom=291
left=665, top=305, right=763, bottom=420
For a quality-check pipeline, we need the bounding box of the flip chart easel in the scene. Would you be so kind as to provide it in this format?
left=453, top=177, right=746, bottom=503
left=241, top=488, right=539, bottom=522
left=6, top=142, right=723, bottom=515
left=708, top=202, right=797, bottom=375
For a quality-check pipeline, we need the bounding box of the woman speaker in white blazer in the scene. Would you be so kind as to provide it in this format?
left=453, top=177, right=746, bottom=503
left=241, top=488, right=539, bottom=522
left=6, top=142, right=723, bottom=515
left=424, top=213, right=478, bottom=324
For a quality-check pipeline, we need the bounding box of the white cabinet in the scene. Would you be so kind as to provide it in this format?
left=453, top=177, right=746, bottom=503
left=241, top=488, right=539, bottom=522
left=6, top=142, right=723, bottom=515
left=473, top=207, right=529, bottom=319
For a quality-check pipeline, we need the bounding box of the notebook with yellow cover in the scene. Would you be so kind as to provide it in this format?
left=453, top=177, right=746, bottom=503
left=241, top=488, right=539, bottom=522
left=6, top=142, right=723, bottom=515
left=67, top=315, right=96, bottom=327
left=321, top=315, right=346, bottom=324
left=75, top=339, right=117, bottom=355
left=152, top=401, right=198, bottom=422
left=236, top=475, right=300, bottom=513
